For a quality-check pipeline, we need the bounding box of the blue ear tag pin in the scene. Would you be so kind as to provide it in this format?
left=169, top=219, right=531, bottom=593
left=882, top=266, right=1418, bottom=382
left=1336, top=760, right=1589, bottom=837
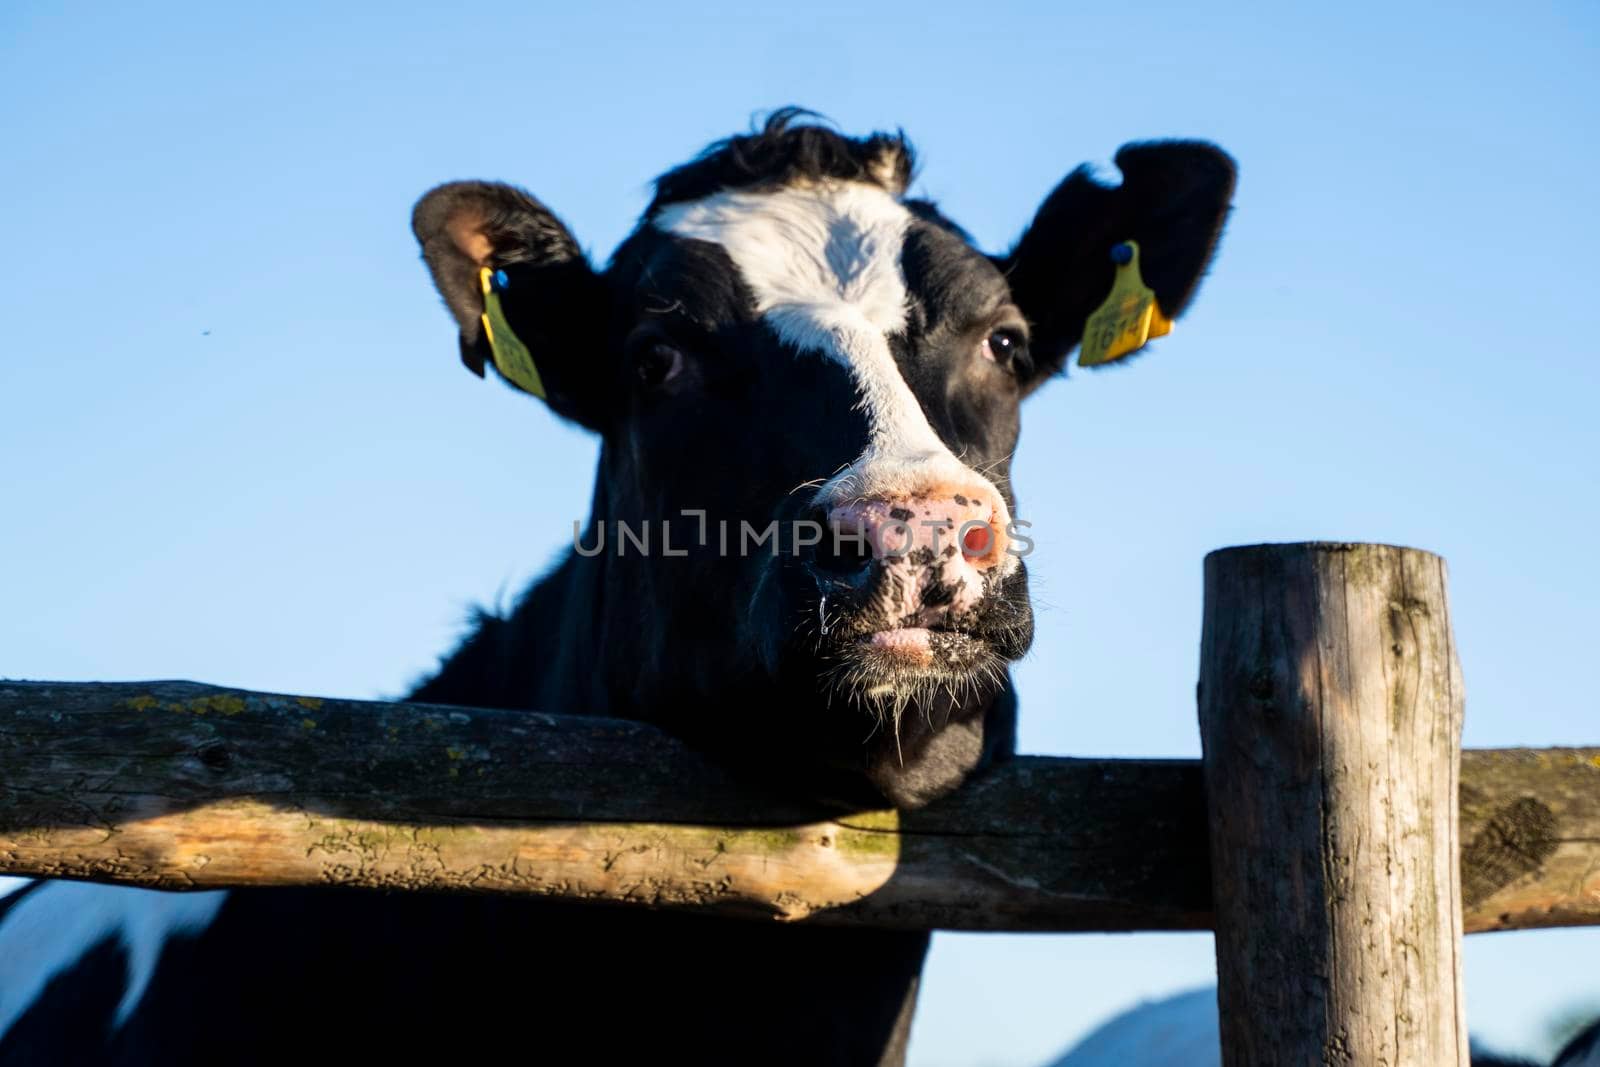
left=1078, top=240, right=1173, bottom=367
left=477, top=267, right=547, bottom=398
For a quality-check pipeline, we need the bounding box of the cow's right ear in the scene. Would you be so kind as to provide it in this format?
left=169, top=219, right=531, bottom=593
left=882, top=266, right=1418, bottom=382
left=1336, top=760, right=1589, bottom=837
left=412, top=181, right=611, bottom=430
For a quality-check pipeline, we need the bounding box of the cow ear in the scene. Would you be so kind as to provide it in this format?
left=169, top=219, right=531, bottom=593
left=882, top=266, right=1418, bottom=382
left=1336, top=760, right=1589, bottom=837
left=1001, top=141, right=1236, bottom=395
left=412, top=181, right=611, bottom=429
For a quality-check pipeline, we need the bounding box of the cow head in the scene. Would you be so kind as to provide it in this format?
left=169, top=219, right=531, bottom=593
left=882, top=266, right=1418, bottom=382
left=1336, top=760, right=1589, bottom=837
left=413, top=111, right=1234, bottom=808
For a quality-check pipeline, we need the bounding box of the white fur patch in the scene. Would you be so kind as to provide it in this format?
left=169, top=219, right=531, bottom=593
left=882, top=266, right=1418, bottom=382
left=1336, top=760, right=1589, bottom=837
left=0, top=881, right=227, bottom=1039
left=654, top=183, right=1014, bottom=556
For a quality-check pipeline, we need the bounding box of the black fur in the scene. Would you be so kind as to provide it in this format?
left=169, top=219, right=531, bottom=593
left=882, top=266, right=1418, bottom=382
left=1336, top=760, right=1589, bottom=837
left=1555, top=1019, right=1600, bottom=1066
left=650, top=107, right=916, bottom=212
left=1, top=939, right=128, bottom=1063
left=0, top=880, right=45, bottom=922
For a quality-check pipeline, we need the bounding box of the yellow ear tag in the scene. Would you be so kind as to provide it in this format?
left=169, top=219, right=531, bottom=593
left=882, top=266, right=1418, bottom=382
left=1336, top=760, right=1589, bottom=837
left=1078, top=240, right=1174, bottom=367
left=478, top=267, right=547, bottom=399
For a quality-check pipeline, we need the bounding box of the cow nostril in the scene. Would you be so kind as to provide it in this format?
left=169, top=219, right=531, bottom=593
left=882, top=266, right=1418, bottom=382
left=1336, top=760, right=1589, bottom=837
left=961, top=522, right=993, bottom=559
left=809, top=522, right=874, bottom=578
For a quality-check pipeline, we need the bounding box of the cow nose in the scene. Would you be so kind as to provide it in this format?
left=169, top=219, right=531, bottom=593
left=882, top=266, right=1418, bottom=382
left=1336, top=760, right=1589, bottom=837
left=827, top=494, right=1010, bottom=570
left=809, top=490, right=1010, bottom=629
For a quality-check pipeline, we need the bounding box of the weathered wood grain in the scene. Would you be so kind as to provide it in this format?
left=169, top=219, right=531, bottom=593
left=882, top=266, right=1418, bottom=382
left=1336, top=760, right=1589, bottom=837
left=1199, top=543, right=1469, bottom=1066
left=0, top=679, right=1595, bottom=933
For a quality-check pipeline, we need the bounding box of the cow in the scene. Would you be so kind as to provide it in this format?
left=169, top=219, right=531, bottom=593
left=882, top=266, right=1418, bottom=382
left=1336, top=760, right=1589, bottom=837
left=0, top=110, right=1237, bottom=1065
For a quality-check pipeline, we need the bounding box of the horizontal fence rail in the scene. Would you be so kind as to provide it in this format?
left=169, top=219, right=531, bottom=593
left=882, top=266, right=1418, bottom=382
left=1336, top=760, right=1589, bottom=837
left=1, top=679, right=1595, bottom=933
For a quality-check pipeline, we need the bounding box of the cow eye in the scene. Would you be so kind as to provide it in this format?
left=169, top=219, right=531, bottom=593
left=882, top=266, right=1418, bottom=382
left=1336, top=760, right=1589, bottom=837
left=635, top=342, right=683, bottom=388
left=981, top=329, right=1026, bottom=368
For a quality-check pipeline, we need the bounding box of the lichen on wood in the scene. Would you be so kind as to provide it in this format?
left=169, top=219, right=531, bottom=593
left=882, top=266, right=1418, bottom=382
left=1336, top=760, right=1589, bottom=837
left=0, top=678, right=1595, bottom=933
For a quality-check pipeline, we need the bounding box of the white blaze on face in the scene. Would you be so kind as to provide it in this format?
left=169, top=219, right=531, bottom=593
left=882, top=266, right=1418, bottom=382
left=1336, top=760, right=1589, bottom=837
left=653, top=182, right=1008, bottom=515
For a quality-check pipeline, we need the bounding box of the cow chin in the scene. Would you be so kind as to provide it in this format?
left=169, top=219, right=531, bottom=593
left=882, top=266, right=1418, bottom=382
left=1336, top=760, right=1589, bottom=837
left=808, top=555, right=1032, bottom=705
left=816, top=625, right=1008, bottom=722
left=759, top=561, right=1034, bottom=810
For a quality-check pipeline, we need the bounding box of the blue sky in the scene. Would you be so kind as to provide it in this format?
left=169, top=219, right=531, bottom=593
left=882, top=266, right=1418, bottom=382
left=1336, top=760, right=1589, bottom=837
left=2, top=2, right=1596, bottom=1063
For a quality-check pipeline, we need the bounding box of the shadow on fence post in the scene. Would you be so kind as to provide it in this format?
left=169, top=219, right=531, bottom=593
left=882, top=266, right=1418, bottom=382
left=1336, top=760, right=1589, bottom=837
left=1199, top=542, right=1469, bottom=1066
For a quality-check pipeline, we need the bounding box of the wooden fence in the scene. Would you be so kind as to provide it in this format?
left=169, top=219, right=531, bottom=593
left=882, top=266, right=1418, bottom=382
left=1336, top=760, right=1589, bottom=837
left=2, top=543, right=1596, bottom=1064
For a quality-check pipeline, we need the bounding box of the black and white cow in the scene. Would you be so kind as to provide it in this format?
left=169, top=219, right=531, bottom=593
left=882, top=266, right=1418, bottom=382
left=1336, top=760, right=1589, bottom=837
left=1, top=111, right=1238, bottom=1065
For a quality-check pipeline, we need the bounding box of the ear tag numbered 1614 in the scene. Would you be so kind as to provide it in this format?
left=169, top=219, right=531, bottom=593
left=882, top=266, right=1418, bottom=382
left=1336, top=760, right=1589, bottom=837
left=1079, top=240, right=1173, bottom=367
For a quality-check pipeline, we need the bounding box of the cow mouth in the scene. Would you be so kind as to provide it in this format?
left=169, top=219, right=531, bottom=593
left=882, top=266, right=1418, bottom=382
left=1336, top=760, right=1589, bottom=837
left=863, top=626, right=936, bottom=656
left=768, top=544, right=1033, bottom=720
left=810, top=611, right=1009, bottom=700
left=798, top=557, right=1029, bottom=676
left=857, top=625, right=979, bottom=665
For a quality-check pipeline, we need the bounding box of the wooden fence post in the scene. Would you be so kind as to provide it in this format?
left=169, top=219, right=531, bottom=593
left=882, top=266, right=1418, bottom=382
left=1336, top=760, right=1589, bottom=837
left=1199, top=543, right=1468, bottom=1066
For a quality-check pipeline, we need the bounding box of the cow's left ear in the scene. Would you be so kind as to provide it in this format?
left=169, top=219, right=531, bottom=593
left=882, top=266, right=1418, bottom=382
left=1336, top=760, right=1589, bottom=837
left=1001, top=141, right=1236, bottom=395
left=412, top=181, right=611, bottom=430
